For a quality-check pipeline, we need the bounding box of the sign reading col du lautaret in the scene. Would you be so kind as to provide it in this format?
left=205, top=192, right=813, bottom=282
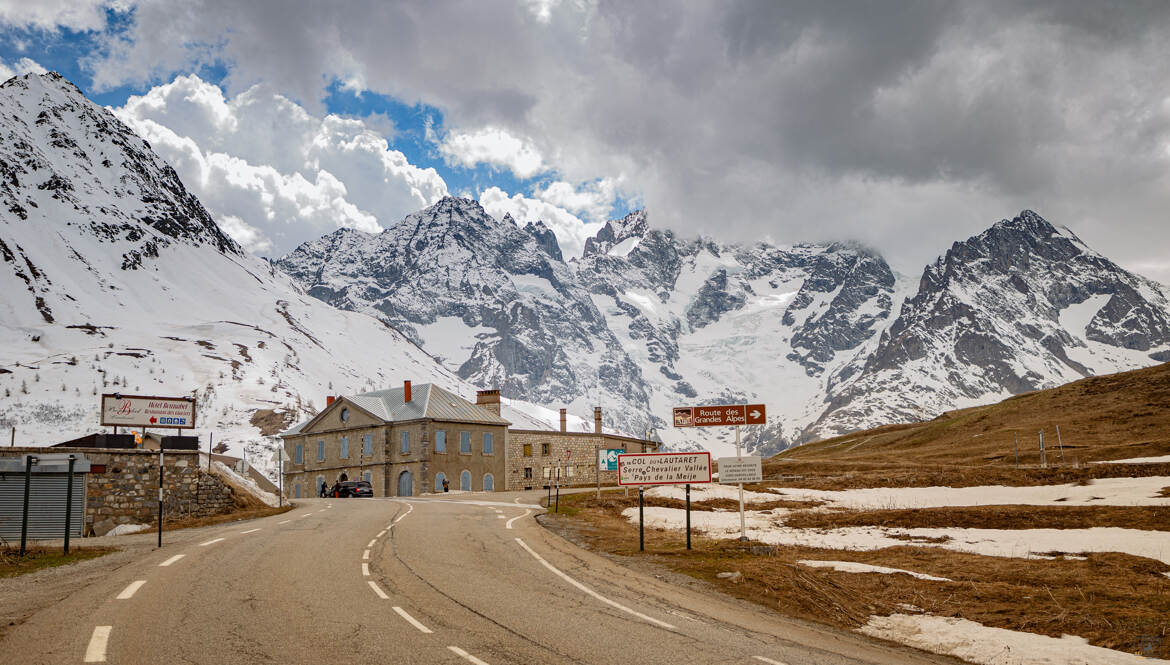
left=618, top=452, right=712, bottom=486
left=101, top=393, right=196, bottom=429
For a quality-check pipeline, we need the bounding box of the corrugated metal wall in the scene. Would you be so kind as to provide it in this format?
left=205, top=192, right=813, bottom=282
left=0, top=473, right=86, bottom=540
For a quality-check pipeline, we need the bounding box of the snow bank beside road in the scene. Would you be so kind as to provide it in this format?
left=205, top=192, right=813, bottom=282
left=859, top=613, right=1170, bottom=664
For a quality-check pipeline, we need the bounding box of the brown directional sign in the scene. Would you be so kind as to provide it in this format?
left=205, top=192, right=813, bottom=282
left=673, top=404, right=766, bottom=428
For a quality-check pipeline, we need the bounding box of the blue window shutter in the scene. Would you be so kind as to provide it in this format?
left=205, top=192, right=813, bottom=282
left=363, top=434, right=372, bottom=455
left=295, top=444, right=303, bottom=464
left=317, top=440, right=324, bottom=461
left=435, top=430, right=446, bottom=452
left=460, top=431, right=470, bottom=453
left=340, top=436, right=348, bottom=459
left=401, top=431, right=409, bottom=454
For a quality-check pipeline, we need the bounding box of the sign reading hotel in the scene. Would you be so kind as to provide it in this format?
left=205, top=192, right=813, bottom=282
left=101, top=393, right=196, bottom=429
left=617, top=452, right=712, bottom=486
left=673, top=404, right=766, bottom=428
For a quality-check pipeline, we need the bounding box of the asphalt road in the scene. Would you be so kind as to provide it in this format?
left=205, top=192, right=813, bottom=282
left=0, top=491, right=960, bottom=664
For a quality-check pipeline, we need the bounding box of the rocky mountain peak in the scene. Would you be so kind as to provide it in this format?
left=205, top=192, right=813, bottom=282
left=583, top=208, right=648, bottom=257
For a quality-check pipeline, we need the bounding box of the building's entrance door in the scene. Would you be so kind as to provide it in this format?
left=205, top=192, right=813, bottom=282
left=397, top=470, right=413, bottom=497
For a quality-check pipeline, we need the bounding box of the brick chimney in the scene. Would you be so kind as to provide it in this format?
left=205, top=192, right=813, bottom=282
left=594, top=406, right=602, bottom=434
left=404, top=380, right=412, bottom=403
left=559, top=408, right=567, bottom=432
left=326, top=395, right=335, bottom=407
left=476, top=389, right=501, bottom=415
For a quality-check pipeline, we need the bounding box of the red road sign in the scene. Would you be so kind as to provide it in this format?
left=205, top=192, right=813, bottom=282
left=673, top=404, right=766, bottom=428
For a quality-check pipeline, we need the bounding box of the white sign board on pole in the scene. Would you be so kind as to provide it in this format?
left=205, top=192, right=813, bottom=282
left=717, top=456, right=762, bottom=484
left=598, top=448, right=625, bottom=471
left=100, top=394, right=196, bottom=429
left=618, top=452, right=711, bottom=486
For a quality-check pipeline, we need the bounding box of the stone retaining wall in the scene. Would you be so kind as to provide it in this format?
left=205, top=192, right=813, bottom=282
left=2, top=447, right=238, bottom=536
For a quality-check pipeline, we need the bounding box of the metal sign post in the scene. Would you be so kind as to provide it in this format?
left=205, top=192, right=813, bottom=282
left=595, top=440, right=601, bottom=499
left=554, top=465, right=561, bottom=513
left=157, top=448, right=164, bottom=548
left=1056, top=425, right=1066, bottom=464
left=20, top=454, right=35, bottom=556
left=1039, top=430, right=1047, bottom=468
left=64, top=455, right=76, bottom=555
left=735, top=425, right=747, bottom=541
left=639, top=487, right=645, bottom=552
left=685, top=484, right=691, bottom=550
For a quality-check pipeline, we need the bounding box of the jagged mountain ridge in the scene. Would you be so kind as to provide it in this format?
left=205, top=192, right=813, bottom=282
left=0, top=72, right=554, bottom=479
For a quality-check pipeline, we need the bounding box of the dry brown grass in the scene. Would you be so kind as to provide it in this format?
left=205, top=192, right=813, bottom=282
left=781, top=362, right=1170, bottom=467
left=162, top=503, right=294, bottom=531
left=784, top=505, right=1170, bottom=532
left=0, top=545, right=115, bottom=578
left=548, top=493, right=1170, bottom=658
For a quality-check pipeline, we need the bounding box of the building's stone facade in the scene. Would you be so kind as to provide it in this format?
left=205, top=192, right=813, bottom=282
left=1, top=447, right=237, bottom=536
left=506, top=430, right=659, bottom=490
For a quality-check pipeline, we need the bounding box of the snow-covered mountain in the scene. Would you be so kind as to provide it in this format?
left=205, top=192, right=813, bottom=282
left=0, top=72, right=553, bottom=479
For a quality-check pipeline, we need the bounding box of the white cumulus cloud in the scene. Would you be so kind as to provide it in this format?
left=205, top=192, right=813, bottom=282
left=0, top=0, right=122, bottom=32
left=114, top=74, right=447, bottom=256
left=532, top=178, right=626, bottom=224
left=0, top=57, right=48, bottom=80
left=438, top=126, right=546, bottom=179
left=480, top=186, right=603, bottom=260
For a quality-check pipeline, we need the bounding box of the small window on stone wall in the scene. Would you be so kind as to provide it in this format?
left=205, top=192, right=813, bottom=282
left=541, top=443, right=549, bottom=456
left=523, top=444, right=532, bottom=457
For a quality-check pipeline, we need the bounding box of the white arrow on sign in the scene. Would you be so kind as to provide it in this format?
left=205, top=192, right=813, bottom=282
left=749, top=409, right=762, bottom=419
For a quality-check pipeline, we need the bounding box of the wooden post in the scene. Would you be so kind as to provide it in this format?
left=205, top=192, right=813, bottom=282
left=1056, top=425, right=1066, bottom=464
left=1013, top=431, right=1020, bottom=469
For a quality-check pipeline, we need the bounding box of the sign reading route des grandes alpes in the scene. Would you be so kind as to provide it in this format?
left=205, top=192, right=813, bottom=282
left=101, top=394, right=196, bottom=429
left=618, top=452, right=712, bottom=486
left=673, top=404, right=766, bottom=428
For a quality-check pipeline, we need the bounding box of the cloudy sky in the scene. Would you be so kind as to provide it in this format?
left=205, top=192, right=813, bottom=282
left=2, top=1, right=1168, bottom=281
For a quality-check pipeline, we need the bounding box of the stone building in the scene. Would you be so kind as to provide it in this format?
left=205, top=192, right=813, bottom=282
left=507, top=407, right=659, bottom=490
left=280, top=382, right=509, bottom=498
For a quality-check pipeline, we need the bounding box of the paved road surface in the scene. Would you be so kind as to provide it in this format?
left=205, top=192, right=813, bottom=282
left=0, top=491, right=960, bottom=664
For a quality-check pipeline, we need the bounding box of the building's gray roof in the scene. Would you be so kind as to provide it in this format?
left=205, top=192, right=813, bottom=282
left=279, top=383, right=508, bottom=437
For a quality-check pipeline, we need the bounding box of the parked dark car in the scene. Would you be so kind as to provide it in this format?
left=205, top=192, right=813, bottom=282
left=335, top=480, right=373, bottom=498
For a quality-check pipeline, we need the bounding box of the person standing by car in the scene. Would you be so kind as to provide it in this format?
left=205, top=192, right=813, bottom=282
left=442, top=477, right=450, bottom=492
left=319, top=479, right=328, bottom=498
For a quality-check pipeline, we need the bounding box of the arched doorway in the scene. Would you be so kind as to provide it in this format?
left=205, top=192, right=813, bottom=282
left=435, top=472, right=447, bottom=493
left=459, top=470, right=471, bottom=491
left=483, top=473, right=494, bottom=492
left=397, top=470, right=413, bottom=497
left=339, top=472, right=348, bottom=482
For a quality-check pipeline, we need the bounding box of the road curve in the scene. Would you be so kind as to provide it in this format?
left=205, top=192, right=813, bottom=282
left=0, top=491, right=961, bottom=665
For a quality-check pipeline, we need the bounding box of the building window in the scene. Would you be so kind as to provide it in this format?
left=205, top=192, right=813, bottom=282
left=524, top=467, right=533, bottom=479
left=363, top=434, right=373, bottom=456
left=460, top=431, right=470, bottom=454
left=523, top=444, right=532, bottom=457
left=541, top=443, right=549, bottom=456
left=484, top=473, right=494, bottom=491
left=435, top=430, right=446, bottom=453
left=543, top=467, right=551, bottom=479
left=340, top=407, right=349, bottom=422
left=483, top=432, right=493, bottom=454
left=295, top=443, right=303, bottom=464
left=400, top=431, right=409, bottom=454
left=340, top=436, right=349, bottom=459
left=295, top=484, right=301, bottom=498
left=460, top=469, right=471, bottom=491
left=317, top=440, right=325, bottom=461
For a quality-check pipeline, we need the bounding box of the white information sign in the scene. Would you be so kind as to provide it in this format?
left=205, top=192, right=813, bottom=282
left=101, top=393, right=196, bottom=429
left=717, top=456, right=763, bottom=484
left=618, top=452, right=711, bottom=486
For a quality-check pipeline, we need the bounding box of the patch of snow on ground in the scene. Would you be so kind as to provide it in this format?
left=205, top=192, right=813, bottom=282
left=648, top=483, right=779, bottom=504
left=213, top=460, right=279, bottom=507
left=624, top=507, right=1170, bottom=564
left=859, top=613, right=1170, bottom=665
left=609, top=236, right=640, bottom=257
left=623, top=290, right=657, bottom=314
left=769, top=477, right=1170, bottom=508
left=797, top=560, right=951, bottom=582
left=1058, top=294, right=1112, bottom=339
left=1097, top=455, right=1170, bottom=465
left=108, top=523, right=150, bottom=536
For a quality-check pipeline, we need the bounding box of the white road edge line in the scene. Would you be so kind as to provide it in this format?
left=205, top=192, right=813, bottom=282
left=158, top=554, right=185, bottom=567
left=367, top=539, right=377, bottom=548
left=199, top=537, right=225, bottom=546
left=505, top=510, right=531, bottom=530
left=362, top=549, right=371, bottom=560
left=392, top=606, right=434, bottom=634
left=240, top=528, right=261, bottom=534
left=447, top=645, right=489, bottom=665
left=278, top=520, right=291, bottom=524
left=362, top=563, right=370, bottom=576
left=367, top=581, right=389, bottom=599
left=84, top=626, right=112, bottom=662
left=754, top=657, right=790, bottom=665
left=376, top=530, right=386, bottom=538
left=116, top=580, right=146, bottom=600
left=515, top=538, right=675, bottom=630
left=393, top=503, right=414, bottom=523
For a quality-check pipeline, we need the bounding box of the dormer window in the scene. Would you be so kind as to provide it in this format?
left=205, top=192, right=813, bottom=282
left=340, top=407, right=350, bottom=423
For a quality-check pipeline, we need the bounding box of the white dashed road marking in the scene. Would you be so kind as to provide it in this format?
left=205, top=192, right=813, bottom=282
left=278, top=520, right=291, bottom=524
left=376, top=530, right=386, bottom=538
left=362, top=563, right=370, bottom=576
left=362, top=549, right=371, bottom=560
left=393, top=503, right=414, bottom=523
left=448, top=646, right=489, bottom=664
left=158, top=555, right=185, bottom=567
left=515, top=538, right=675, bottom=630
left=505, top=510, right=531, bottom=530
left=367, top=581, right=389, bottom=599
left=754, top=657, right=790, bottom=665
left=199, top=538, right=225, bottom=546
left=240, top=528, right=261, bottom=534
left=392, top=606, right=433, bottom=634
left=367, top=539, right=377, bottom=548
left=496, top=515, right=506, bottom=519
left=116, top=580, right=146, bottom=600
left=84, top=626, right=112, bottom=662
